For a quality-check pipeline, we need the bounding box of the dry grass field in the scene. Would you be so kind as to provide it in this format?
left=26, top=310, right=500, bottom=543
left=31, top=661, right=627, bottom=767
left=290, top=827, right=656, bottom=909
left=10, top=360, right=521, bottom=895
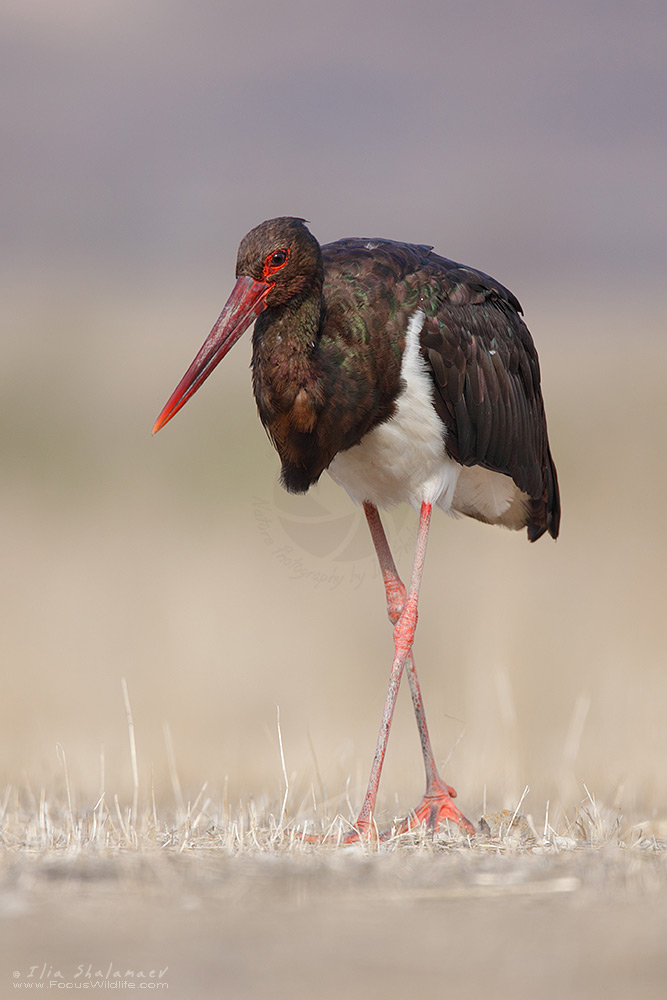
left=1, top=802, right=666, bottom=999
left=1, top=283, right=666, bottom=997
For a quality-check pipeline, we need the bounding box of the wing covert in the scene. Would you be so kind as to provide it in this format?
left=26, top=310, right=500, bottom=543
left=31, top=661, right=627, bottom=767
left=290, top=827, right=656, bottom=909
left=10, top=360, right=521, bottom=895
left=420, top=272, right=559, bottom=540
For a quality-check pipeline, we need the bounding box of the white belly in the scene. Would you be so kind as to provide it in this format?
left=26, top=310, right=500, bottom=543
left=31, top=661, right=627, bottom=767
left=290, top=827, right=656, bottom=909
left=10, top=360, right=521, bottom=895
left=327, top=310, right=530, bottom=529
left=328, top=311, right=459, bottom=510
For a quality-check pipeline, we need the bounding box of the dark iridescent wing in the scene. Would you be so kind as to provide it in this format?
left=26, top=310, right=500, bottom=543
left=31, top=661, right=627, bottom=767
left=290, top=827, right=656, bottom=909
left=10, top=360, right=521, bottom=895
left=418, top=255, right=560, bottom=539
left=321, top=238, right=560, bottom=540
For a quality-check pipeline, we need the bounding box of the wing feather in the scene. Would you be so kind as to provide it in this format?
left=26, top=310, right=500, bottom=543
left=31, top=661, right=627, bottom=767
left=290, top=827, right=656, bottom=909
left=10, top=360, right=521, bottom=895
left=320, top=236, right=560, bottom=540
left=418, top=262, right=560, bottom=539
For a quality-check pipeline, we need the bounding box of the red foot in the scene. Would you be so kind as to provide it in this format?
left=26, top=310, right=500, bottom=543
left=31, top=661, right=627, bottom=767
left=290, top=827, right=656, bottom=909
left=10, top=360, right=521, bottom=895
left=299, top=819, right=378, bottom=846
left=338, top=821, right=377, bottom=845
left=300, top=789, right=475, bottom=844
left=386, top=779, right=476, bottom=839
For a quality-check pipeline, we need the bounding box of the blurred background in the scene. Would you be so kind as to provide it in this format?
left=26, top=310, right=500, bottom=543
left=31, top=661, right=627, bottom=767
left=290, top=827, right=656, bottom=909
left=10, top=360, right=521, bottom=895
left=1, top=0, right=665, bottom=827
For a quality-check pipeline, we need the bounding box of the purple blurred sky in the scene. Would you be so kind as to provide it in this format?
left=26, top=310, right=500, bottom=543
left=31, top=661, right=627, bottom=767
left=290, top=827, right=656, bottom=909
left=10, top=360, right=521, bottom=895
left=2, top=0, right=665, bottom=293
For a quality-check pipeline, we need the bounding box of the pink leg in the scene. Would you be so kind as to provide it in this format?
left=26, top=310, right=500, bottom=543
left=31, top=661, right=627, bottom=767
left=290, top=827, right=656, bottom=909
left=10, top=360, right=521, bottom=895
left=335, top=500, right=433, bottom=841
left=362, top=501, right=475, bottom=839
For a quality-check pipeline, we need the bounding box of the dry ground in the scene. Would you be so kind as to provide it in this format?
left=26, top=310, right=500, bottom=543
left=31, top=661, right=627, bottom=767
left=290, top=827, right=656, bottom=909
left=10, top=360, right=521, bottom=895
left=1, top=795, right=666, bottom=1000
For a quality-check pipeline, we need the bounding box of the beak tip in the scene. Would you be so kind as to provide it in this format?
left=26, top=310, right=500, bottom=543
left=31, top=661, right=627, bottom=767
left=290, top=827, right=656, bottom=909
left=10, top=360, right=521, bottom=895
left=152, top=274, right=270, bottom=438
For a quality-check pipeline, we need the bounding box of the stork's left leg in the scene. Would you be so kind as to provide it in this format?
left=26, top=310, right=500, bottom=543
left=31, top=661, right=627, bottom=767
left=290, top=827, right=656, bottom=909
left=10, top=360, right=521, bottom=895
left=363, top=501, right=475, bottom=838
left=331, top=500, right=434, bottom=841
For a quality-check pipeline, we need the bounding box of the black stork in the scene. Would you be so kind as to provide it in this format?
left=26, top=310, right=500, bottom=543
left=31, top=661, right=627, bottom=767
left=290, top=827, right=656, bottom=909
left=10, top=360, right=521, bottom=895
left=153, top=217, right=560, bottom=842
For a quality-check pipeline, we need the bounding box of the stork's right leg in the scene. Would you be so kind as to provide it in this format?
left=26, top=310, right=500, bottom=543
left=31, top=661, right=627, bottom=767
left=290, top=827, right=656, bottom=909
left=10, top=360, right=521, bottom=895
left=362, top=501, right=475, bottom=838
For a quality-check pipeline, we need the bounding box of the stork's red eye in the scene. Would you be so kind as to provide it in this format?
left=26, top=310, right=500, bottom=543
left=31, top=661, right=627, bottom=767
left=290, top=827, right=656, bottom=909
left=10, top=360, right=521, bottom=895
left=263, top=248, right=290, bottom=278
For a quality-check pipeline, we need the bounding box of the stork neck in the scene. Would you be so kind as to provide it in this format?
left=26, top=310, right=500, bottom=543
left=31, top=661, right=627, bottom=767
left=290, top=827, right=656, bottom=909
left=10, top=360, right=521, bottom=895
left=250, top=275, right=327, bottom=430
left=251, top=264, right=326, bottom=374
left=256, top=289, right=322, bottom=351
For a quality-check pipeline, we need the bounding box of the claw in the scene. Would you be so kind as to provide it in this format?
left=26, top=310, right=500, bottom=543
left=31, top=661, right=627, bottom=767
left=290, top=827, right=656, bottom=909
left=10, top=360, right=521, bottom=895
left=388, top=780, right=476, bottom=839
left=298, top=818, right=379, bottom=846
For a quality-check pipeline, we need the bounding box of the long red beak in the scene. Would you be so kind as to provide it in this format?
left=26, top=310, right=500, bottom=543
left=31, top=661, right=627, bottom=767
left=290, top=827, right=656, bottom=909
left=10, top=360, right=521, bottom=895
left=152, top=275, right=272, bottom=434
